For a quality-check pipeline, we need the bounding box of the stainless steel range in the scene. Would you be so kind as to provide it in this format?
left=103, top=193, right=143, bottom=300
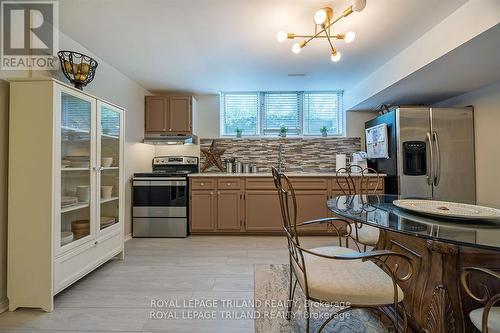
left=132, top=156, right=198, bottom=237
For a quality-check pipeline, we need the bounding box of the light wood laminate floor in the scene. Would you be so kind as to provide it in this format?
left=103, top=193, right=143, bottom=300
left=0, top=236, right=337, bottom=333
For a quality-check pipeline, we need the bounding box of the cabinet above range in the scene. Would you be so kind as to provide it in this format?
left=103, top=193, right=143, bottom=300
left=144, top=95, right=197, bottom=144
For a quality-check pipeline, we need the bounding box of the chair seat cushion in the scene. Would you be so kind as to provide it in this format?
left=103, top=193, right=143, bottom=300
left=470, top=307, right=500, bottom=333
left=293, top=246, right=404, bottom=306
left=356, top=224, right=380, bottom=246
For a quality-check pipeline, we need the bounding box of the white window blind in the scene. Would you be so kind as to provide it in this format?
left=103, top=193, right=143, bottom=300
left=221, top=93, right=259, bottom=136
left=262, top=92, right=300, bottom=134
left=61, top=93, right=91, bottom=131
left=220, top=91, right=343, bottom=136
left=303, top=92, right=343, bottom=135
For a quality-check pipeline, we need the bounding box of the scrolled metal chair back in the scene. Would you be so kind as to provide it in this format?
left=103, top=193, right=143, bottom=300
left=461, top=267, right=500, bottom=333
left=271, top=167, right=308, bottom=290
left=335, top=166, right=357, bottom=195
left=271, top=167, right=298, bottom=239
left=360, top=166, right=381, bottom=196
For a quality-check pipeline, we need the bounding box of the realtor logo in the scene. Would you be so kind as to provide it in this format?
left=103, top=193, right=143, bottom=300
left=1, top=0, right=59, bottom=70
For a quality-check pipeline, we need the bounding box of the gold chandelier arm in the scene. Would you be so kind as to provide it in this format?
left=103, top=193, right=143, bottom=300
left=290, top=34, right=343, bottom=39
left=300, top=8, right=349, bottom=45
left=323, top=27, right=337, bottom=54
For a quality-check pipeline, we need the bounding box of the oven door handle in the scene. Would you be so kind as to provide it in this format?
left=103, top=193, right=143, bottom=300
left=133, top=180, right=187, bottom=186
left=133, top=177, right=187, bottom=181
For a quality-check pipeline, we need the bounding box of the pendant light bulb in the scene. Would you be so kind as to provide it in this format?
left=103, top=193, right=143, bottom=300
left=344, top=31, right=356, bottom=43
left=352, top=0, right=367, bottom=12
left=292, top=42, right=302, bottom=54
left=313, top=9, right=328, bottom=25
left=331, top=51, right=341, bottom=62
left=276, top=31, right=288, bottom=43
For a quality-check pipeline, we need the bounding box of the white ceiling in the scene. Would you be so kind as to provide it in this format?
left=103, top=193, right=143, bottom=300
left=58, top=0, right=467, bottom=94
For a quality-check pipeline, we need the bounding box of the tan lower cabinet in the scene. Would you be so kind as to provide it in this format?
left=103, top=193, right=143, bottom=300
left=294, top=190, right=329, bottom=231
left=244, top=191, right=283, bottom=231
left=217, top=190, right=242, bottom=230
left=189, top=176, right=385, bottom=234
left=190, top=190, right=216, bottom=231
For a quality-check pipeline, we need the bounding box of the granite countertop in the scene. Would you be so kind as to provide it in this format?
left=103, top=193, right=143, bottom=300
left=189, top=172, right=386, bottom=177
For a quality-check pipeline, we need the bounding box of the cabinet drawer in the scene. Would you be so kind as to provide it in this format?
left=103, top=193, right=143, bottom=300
left=217, top=178, right=241, bottom=190
left=54, top=232, right=122, bottom=294
left=331, top=177, right=358, bottom=190
left=245, top=178, right=275, bottom=190
left=191, top=178, right=216, bottom=190
left=289, top=178, right=328, bottom=190
left=364, top=178, right=383, bottom=190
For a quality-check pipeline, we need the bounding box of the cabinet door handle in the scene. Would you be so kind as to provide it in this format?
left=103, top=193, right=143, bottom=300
left=210, top=191, right=213, bottom=195
left=200, top=183, right=204, bottom=186
left=217, top=191, right=220, bottom=196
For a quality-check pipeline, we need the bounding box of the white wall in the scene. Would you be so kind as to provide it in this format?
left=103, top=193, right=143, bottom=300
left=434, top=81, right=500, bottom=208
left=0, top=30, right=153, bottom=311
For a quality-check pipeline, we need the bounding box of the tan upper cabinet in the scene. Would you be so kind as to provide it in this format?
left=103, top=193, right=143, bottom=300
left=145, top=96, right=167, bottom=132
left=169, top=96, right=192, bottom=133
left=145, top=95, right=193, bottom=134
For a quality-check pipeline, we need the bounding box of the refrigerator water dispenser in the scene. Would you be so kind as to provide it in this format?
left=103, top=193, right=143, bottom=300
left=403, top=141, right=426, bottom=176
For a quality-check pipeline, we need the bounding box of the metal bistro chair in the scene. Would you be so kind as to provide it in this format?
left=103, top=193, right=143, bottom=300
left=461, top=267, right=500, bottom=333
left=335, top=165, right=382, bottom=251
left=271, top=167, right=412, bottom=333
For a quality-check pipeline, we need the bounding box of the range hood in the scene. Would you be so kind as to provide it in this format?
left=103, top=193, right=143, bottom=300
left=143, top=133, right=198, bottom=145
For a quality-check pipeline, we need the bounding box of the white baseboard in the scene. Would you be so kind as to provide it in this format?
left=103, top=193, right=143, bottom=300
left=124, top=233, right=132, bottom=242
left=0, top=298, right=8, bottom=314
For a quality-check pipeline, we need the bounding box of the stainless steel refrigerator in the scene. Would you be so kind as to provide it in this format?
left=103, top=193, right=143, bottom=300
left=365, top=107, right=476, bottom=204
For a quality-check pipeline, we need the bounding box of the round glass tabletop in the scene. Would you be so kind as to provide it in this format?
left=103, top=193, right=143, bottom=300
left=327, top=194, right=500, bottom=251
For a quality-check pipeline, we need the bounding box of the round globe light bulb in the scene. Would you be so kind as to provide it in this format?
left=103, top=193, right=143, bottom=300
left=276, top=31, right=288, bottom=43
left=352, top=0, right=367, bottom=12
left=313, top=9, right=327, bottom=25
left=331, top=51, right=342, bottom=62
left=292, top=43, right=302, bottom=54
left=344, top=31, right=355, bottom=43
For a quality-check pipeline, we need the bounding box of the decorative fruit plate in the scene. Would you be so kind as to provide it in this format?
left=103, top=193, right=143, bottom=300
left=393, top=199, right=500, bottom=220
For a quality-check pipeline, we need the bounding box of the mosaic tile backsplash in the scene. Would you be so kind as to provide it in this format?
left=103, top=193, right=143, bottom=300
left=200, top=137, right=361, bottom=173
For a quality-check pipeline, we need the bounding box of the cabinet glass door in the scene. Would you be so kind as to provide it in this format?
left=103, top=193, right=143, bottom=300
left=97, top=102, right=122, bottom=234
left=60, top=91, right=95, bottom=249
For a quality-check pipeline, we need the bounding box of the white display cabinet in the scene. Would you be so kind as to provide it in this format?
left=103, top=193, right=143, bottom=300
left=8, top=78, right=125, bottom=312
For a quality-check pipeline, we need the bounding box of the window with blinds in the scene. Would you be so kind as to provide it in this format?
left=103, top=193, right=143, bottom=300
left=220, top=91, right=343, bottom=136
left=221, top=93, right=259, bottom=136
left=262, top=92, right=300, bottom=134
left=303, top=92, right=343, bottom=135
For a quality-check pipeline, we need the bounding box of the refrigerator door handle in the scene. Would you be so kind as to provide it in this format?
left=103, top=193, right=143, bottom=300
left=426, top=132, right=434, bottom=186
left=433, top=131, right=441, bottom=186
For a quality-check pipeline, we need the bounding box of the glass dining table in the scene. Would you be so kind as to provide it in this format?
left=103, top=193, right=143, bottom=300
left=327, top=194, right=500, bottom=251
left=327, top=194, right=500, bottom=333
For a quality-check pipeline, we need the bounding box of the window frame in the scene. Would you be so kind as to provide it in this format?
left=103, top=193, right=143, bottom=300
left=220, top=91, right=344, bottom=137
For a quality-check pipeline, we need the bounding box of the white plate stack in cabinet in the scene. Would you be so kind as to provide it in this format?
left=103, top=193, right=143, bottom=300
left=7, top=78, right=125, bottom=312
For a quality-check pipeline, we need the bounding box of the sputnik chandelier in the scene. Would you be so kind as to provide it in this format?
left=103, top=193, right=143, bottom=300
left=276, top=0, right=367, bottom=62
